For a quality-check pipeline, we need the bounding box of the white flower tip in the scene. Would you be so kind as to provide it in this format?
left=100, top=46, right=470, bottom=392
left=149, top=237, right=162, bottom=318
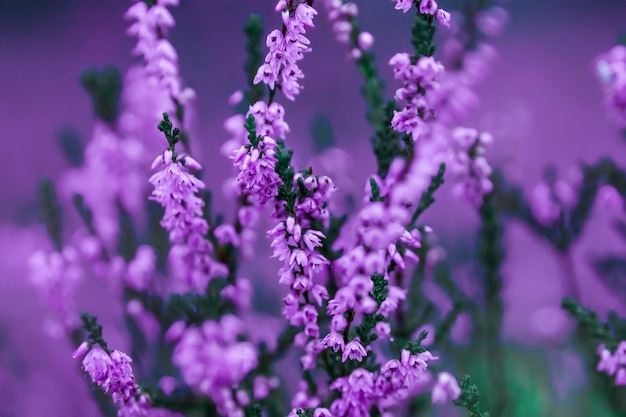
left=150, top=153, right=164, bottom=170
left=182, top=155, right=202, bottom=170
left=72, top=341, right=89, bottom=359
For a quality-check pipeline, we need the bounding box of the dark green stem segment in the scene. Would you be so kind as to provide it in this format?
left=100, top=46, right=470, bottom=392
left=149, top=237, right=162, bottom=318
left=476, top=189, right=506, bottom=416
left=410, top=4, right=437, bottom=61
left=410, top=163, right=446, bottom=226
left=80, top=66, right=122, bottom=124
left=37, top=178, right=63, bottom=252
left=243, top=14, right=265, bottom=107
left=562, top=297, right=624, bottom=352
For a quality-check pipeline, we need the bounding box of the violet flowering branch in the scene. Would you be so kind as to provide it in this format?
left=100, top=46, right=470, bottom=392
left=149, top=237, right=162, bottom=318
left=125, top=0, right=196, bottom=152
left=254, top=0, right=317, bottom=102
left=73, top=313, right=177, bottom=417
left=150, top=113, right=227, bottom=294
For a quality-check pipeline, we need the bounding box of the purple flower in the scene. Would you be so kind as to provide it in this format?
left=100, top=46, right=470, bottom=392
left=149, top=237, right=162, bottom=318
left=28, top=246, right=83, bottom=336
left=126, top=245, right=157, bottom=291
left=449, top=127, right=494, bottom=207
left=82, top=345, right=112, bottom=385
left=390, top=55, right=444, bottom=141
left=595, top=46, right=626, bottom=126
left=322, top=332, right=345, bottom=353
left=392, top=0, right=413, bottom=13
left=232, top=136, right=282, bottom=205
left=172, top=316, right=258, bottom=416
left=431, top=372, right=461, bottom=404
left=342, top=338, right=367, bottom=362
left=254, top=1, right=317, bottom=101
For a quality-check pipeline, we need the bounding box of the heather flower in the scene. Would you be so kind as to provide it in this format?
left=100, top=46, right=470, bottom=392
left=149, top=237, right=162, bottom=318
left=75, top=343, right=153, bottom=416
left=126, top=245, right=157, bottom=291
left=529, top=182, right=561, bottom=226
left=597, top=342, right=626, bottom=386
left=28, top=246, right=83, bottom=336
left=232, top=135, right=282, bottom=205
left=390, top=54, right=445, bottom=141
left=595, top=45, right=626, bottom=127
left=320, top=0, right=360, bottom=44
left=172, top=316, right=258, bottom=416
left=392, top=0, right=413, bottom=13
left=82, top=344, right=113, bottom=385
left=61, top=123, right=146, bottom=246
left=431, top=372, right=461, bottom=404
left=322, top=331, right=345, bottom=352
left=448, top=127, right=494, bottom=206
left=150, top=149, right=224, bottom=292
left=125, top=0, right=194, bottom=106
left=596, top=184, right=624, bottom=213
left=342, top=338, right=367, bottom=362
left=254, top=1, right=318, bottom=101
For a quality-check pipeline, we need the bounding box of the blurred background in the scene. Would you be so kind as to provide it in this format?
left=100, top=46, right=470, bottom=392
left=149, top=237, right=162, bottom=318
left=1, top=0, right=626, bottom=416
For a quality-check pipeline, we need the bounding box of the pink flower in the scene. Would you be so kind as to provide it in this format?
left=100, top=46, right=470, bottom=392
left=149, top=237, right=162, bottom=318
left=342, top=338, right=367, bottom=362
left=431, top=372, right=461, bottom=404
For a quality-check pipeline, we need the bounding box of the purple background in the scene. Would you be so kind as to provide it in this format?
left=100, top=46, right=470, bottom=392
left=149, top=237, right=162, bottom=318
left=1, top=0, right=626, bottom=415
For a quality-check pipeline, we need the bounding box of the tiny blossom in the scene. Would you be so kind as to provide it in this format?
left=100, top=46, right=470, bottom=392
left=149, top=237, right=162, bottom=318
left=342, top=338, right=367, bottom=362
left=126, top=245, right=157, bottom=291
left=529, top=182, right=561, bottom=226
left=595, top=45, right=626, bottom=127
left=320, top=0, right=359, bottom=44
left=431, top=372, right=461, bottom=404
left=597, top=342, right=626, bottom=385
left=596, top=184, right=624, bottom=213
left=247, top=102, right=290, bottom=139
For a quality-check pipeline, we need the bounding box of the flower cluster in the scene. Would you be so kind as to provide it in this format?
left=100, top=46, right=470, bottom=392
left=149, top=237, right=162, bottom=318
left=431, top=372, right=462, bottom=404
left=232, top=134, right=282, bottom=206
left=254, top=1, right=317, bottom=100
left=170, top=316, right=258, bottom=417
left=597, top=342, right=626, bottom=385
left=247, top=102, right=290, bottom=140
left=595, top=45, right=626, bottom=127
left=61, top=123, right=146, bottom=246
left=324, top=162, right=423, bottom=360
left=328, top=350, right=437, bottom=416
left=74, top=343, right=148, bottom=416
left=448, top=127, right=493, bottom=206
left=390, top=53, right=445, bottom=141
left=320, top=0, right=359, bottom=45
left=28, top=246, right=83, bottom=337
left=125, top=0, right=194, bottom=107
left=529, top=167, right=582, bottom=226
left=320, top=0, right=375, bottom=60
left=392, top=0, right=450, bottom=27
left=269, top=174, right=336, bottom=363
left=150, top=150, right=226, bottom=292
